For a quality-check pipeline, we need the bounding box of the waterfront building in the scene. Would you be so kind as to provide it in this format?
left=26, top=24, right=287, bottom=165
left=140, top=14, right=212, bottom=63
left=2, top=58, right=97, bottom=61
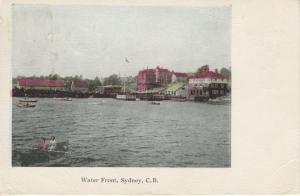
left=165, top=82, right=187, bottom=97
left=136, top=68, right=156, bottom=92
left=155, top=66, right=172, bottom=85
left=71, top=80, right=89, bottom=93
left=137, top=66, right=172, bottom=92
left=187, top=65, right=229, bottom=101
left=171, top=72, right=188, bottom=83
left=100, top=85, right=122, bottom=95
left=16, top=78, right=65, bottom=91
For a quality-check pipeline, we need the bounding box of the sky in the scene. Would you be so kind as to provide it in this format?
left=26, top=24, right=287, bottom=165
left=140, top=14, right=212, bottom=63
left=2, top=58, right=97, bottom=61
left=12, top=5, right=231, bottom=79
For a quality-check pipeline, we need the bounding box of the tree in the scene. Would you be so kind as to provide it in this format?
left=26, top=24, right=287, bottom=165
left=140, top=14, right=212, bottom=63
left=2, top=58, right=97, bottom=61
left=125, top=76, right=136, bottom=83
left=12, top=78, right=17, bottom=85
left=103, top=74, right=122, bottom=86
left=88, top=77, right=102, bottom=91
left=48, top=74, right=60, bottom=80
left=63, top=76, right=74, bottom=90
left=197, top=65, right=208, bottom=73
left=220, top=67, right=231, bottom=79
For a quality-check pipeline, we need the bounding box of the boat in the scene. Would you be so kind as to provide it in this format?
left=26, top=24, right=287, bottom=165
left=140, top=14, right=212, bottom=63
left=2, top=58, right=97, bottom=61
left=17, top=103, right=36, bottom=108
left=54, top=97, right=72, bottom=101
left=13, top=141, right=69, bottom=166
left=63, top=97, right=72, bottom=101
left=208, top=95, right=231, bottom=104
left=116, top=94, right=136, bottom=101
left=152, top=94, right=165, bottom=101
left=19, top=98, right=38, bottom=103
left=116, top=74, right=136, bottom=101
left=170, top=97, right=187, bottom=102
left=151, top=101, right=160, bottom=105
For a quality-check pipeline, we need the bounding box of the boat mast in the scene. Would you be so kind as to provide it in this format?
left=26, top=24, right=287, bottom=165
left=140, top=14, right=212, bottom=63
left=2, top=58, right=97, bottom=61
left=123, top=73, right=127, bottom=94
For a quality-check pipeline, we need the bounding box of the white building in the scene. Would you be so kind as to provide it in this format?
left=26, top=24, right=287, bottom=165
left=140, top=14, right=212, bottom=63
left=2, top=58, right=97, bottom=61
left=166, top=83, right=187, bottom=97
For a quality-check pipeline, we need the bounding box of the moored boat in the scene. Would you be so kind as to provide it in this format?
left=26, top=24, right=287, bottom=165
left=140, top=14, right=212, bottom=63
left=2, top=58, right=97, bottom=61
left=170, top=97, right=187, bottom=102
left=208, top=95, right=231, bottom=104
left=63, top=97, right=72, bottom=101
left=54, top=97, right=72, bottom=101
left=17, top=103, right=36, bottom=108
left=19, top=98, right=38, bottom=103
left=116, top=94, right=136, bottom=101
left=150, top=101, right=160, bottom=105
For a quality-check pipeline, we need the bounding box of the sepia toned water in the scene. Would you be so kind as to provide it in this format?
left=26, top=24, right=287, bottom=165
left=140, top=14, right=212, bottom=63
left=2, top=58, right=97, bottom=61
left=12, top=98, right=230, bottom=167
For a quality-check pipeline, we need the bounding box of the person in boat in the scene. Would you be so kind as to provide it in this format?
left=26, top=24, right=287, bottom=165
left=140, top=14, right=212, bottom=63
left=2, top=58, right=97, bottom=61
left=48, top=136, right=57, bottom=151
left=37, top=138, right=48, bottom=151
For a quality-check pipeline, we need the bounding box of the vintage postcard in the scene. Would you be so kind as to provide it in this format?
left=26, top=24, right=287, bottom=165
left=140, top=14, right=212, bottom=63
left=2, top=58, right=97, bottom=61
left=10, top=4, right=231, bottom=168
left=0, top=0, right=299, bottom=195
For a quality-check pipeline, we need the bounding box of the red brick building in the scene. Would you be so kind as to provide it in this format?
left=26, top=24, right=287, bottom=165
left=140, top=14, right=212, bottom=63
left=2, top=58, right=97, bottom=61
left=137, top=66, right=172, bottom=92
left=155, top=66, right=172, bottom=85
left=16, top=78, right=65, bottom=91
left=136, top=68, right=156, bottom=92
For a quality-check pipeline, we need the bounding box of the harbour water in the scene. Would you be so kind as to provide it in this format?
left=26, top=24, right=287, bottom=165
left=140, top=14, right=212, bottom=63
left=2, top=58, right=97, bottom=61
left=12, top=98, right=230, bottom=167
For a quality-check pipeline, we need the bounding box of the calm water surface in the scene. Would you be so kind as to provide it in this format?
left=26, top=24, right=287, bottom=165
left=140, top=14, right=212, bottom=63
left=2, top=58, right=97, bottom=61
left=12, top=98, right=230, bottom=167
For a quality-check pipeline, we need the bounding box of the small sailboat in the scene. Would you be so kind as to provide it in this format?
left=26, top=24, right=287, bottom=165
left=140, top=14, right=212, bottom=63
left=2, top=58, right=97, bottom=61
left=116, top=74, right=136, bottom=101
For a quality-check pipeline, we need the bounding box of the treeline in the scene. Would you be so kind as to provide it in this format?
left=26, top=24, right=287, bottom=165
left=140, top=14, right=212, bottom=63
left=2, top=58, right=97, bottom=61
left=12, top=88, right=90, bottom=98
left=13, top=74, right=137, bottom=92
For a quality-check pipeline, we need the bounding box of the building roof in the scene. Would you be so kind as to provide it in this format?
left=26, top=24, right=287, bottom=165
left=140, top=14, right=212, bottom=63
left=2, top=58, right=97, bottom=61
left=172, top=72, right=188, bottom=77
left=137, top=87, right=166, bottom=93
left=165, top=82, right=186, bottom=92
left=17, top=78, right=65, bottom=87
left=72, top=80, right=89, bottom=88
left=102, top=85, right=122, bottom=88
left=138, top=68, right=155, bottom=74
left=189, top=65, right=228, bottom=79
left=156, top=66, right=169, bottom=72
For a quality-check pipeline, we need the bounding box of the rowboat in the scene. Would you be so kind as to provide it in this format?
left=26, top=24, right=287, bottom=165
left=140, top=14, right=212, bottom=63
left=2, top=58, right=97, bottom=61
left=17, top=103, right=36, bottom=108
left=63, top=97, right=72, bottom=101
left=13, top=141, right=69, bottom=166
left=19, top=98, right=38, bottom=103
left=151, top=102, right=160, bottom=105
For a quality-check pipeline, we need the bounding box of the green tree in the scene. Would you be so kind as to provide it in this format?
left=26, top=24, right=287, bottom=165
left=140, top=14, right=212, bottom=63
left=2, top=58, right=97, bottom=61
left=63, top=76, right=74, bottom=90
left=48, top=74, right=60, bottom=80
left=220, top=67, right=231, bottom=79
left=103, top=74, right=122, bottom=86
left=88, top=77, right=102, bottom=91
left=12, top=78, right=17, bottom=85
left=197, top=65, right=208, bottom=73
